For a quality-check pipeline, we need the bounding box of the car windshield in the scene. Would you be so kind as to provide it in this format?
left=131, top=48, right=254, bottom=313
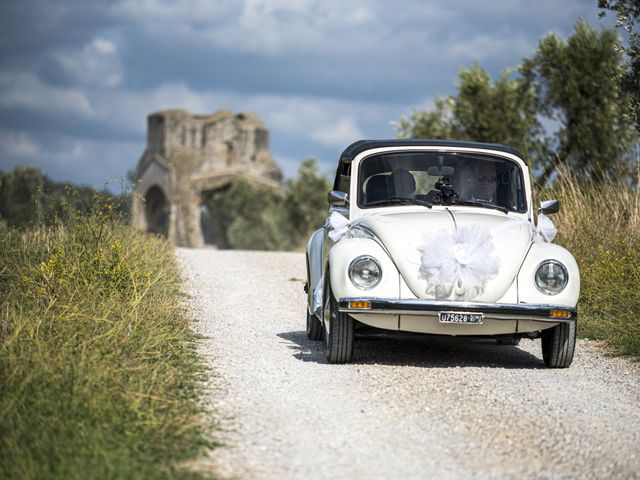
left=358, top=151, right=527, bottom=213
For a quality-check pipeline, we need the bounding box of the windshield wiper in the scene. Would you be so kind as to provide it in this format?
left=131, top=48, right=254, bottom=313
left=366, top=196, right=432, bottom=208
left=450, top=200, right=510, bottom=214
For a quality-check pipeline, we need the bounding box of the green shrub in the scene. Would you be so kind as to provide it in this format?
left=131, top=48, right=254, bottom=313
left=284, top=158, right=331, bottom=247
left=542, top=169, right=640, bottom=358
left=0, top=195, right=213, bottom=479
left=203, top=177, right=292, bottom=250
left=202, top=158, right=330, bottom=251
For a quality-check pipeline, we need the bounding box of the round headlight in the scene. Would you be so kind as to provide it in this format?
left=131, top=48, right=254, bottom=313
left=349, top=256, right=382, bottom=289
left=535, top=260, right=568, bottom=295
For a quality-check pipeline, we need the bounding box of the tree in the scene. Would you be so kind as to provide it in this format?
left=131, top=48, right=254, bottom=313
left=599, top=0, right=640, bottom=131
left=453, top=63, right=541, bottom=159
left=394, top=63, right=546, bottom=175
left=0, top=166, right=44, bottom=228
left=203, top=178, right=291, bottom=250
left=200, top=158, right=330, bottom=250
left=522, top=20, right=636, bottom=180
left=394, top=96, right=456, bottom=140
left=285, top=158, right=331, bottom=243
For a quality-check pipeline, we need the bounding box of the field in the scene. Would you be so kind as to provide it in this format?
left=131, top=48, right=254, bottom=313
left=0, top=202, right=214, bottom=479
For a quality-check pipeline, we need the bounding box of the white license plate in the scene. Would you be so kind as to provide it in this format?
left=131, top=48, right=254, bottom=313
left=438, top=311, right=484, bottom=324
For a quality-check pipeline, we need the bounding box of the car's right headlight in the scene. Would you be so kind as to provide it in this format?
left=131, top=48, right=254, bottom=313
left=349, top=255, right=382, bottom=289
left=535, top=260, right=568, bottom=295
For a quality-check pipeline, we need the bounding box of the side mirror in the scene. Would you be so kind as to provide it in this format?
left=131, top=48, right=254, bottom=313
left=539, top=199, right=560, bottom=215
left=327, top=190, right=349, bottom=206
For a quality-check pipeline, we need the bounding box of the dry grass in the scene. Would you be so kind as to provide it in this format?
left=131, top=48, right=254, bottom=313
left=0, top=200, right=215, bottom=479
left=541, top=167, right=640, bottom=358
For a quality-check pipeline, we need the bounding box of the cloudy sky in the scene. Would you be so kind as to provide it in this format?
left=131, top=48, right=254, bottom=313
left=0, top=0, right=614, bottom=187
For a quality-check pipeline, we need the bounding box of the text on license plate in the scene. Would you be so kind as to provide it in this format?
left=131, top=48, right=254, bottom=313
left=438, top=311, right=484, bottom=324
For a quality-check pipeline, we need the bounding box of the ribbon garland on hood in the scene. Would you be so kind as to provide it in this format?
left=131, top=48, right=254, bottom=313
left=323, top=210, right=558, bottom=302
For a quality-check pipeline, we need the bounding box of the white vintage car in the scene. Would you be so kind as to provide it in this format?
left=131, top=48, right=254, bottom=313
left=305, top=139, right=580, bottom=367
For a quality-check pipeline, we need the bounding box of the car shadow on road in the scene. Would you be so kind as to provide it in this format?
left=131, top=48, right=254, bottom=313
left=277, top=330, right=545, bottom=369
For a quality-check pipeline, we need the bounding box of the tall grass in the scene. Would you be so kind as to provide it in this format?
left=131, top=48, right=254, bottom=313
left=0, top=198, right=214, bottom=479
left=543, top=168, right=640, bottom=358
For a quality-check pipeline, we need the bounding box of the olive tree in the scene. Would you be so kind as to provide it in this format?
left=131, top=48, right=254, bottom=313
left=599, top=0, right=640, bottom=132
left=522, top=20, right=636, bottom=181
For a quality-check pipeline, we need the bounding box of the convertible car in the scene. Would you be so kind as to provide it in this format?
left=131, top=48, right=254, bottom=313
left=305, top=139, right=580, bottom=367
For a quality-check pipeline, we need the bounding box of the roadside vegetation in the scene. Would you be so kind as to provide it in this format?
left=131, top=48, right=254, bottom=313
left=544, top=169, right=640, bottom=358
left=0, top=193, right=214, bottom=479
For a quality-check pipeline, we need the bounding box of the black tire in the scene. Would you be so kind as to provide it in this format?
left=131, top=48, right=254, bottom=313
left=306, top=308, right=324, bottom=340
left=541, top=321, right=576, bottom=368
left=496, top=337, right=521, bottom=346
left=323, top=285, right=354, bottom=364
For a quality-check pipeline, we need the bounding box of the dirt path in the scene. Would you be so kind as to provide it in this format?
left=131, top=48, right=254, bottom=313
left=178, top=249, right=640, bottom=480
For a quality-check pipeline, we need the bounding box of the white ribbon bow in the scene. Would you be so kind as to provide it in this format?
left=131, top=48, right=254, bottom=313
left=536, top=212, right=557, bottom=243
left=418, top=224, right=501, bottom=300
left=327, top=212, right=352, bottom=242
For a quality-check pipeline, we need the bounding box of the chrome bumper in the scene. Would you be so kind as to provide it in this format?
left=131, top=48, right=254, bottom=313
left=338, top=298, right=577, bottom=323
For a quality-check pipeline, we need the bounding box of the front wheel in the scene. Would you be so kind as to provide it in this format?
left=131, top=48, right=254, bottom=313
left=323, top=285, right=354, bottom=364
left=541, top=322, right=576, bottom=368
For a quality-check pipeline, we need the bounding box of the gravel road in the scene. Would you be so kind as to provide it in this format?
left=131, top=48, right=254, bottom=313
left=178, top=248, right=640, bottom=480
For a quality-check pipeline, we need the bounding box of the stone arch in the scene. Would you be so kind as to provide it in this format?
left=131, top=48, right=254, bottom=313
left=132, top=109, right=282, bottom=247
left=144, top=185, right=170, bottom=237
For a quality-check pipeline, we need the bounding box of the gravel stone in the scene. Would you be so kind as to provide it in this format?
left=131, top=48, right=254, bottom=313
left=178, top=248, right=640, bottom=480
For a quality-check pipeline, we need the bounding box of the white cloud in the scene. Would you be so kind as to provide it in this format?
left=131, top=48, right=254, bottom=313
left=113, top=0, right=379, bottom=56
left=0, top=130, right=83, bottom=170
left=445, top=31, right=534, bottom=63
left=0, top=71, right=95, bottom=117
left=49, top=38, right=123, bottom=88
left=271, top=154, right=304, bottom=179
left=90, top=82, right=398, bottom=143
left=310, top=117, right=365, bottom=147
left=113, top=0, right=233, bottom=23
left=0, top=128, right=140, bottom=188
left=0, top=131, right=42, bottom=158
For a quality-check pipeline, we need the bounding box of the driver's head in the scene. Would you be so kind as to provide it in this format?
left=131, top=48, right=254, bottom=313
left=390, top=168, right=416, bottom=198
left=473, top=162, right=498, bottom=202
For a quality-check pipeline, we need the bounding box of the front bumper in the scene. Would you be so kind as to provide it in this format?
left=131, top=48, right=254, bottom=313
left=338, top=298, right=577, bottom=323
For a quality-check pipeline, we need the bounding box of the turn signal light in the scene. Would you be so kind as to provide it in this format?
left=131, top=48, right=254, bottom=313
left=349, top=301, right=372, bottom=309
left=550, top=309, right=571, bottom=318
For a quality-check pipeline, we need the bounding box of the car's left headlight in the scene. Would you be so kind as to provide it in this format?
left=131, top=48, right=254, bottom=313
left=535, top=260, right=568, bottom=295
left=349, top=255, right=382, bottom=289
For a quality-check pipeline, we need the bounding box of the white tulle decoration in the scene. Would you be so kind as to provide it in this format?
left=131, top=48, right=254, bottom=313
left=418, top=225, right=501, bottom=300
left=328, top=212, right=351, bottom=242
left=536, top=213, right=557, bottom=243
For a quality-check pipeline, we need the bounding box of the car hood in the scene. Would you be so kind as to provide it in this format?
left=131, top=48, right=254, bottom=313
left=357, top=209, right=534, bottom=302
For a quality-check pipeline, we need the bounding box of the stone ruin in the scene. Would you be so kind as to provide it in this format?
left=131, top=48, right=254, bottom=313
left=131, top=109, right=282, bottom=247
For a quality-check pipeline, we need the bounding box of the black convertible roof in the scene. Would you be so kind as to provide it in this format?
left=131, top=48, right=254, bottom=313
left=339, top=139, right=525, bottom=164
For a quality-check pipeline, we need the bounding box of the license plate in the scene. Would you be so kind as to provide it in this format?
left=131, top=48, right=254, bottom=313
left=438, top=311, right=483, bottom=324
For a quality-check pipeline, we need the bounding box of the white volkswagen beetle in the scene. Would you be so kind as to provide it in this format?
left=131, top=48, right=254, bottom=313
left=305, top=139, right=580, bottom=367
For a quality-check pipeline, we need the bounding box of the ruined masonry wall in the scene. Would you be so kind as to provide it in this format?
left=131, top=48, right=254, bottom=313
left=133, top=109, right=282, bottom=247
